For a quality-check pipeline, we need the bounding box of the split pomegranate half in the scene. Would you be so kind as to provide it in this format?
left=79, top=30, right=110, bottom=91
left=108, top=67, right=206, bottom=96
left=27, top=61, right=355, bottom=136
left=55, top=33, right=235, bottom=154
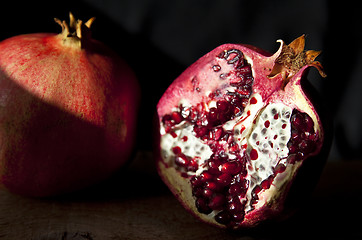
left=156, top=35, right=327, bottom=229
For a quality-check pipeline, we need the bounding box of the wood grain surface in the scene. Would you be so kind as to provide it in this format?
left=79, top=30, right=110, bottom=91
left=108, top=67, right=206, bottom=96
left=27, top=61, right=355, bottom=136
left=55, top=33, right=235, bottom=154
left=0, top=152, right=361, bottom=240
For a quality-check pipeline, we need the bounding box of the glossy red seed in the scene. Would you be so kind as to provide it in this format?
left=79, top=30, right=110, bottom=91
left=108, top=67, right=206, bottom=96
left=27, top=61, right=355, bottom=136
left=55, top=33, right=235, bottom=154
left=171, top=111, right=183, bottom=124
left=206, top=182, right=218, bottom=191
left=221, top=162, right=241, bottom=175
left=175, top=155, right=189, bottom=167
left=228, top=200, right=243, bottom=213
left=261, top=179, right=271, bottom=189
left=216, top=173, right=232, bottom=186
left=187, top=159, right=198, bottom=172
left=215, top=211, right=231, bottom=224
left=264, top=120, right=270, bottom=128
left=172, top=146, right=182, bottom=155
left=232, top=212, right=245, bottom=222
left=250, top=149, right=258, bottom=160
left=274, top=164, right=286, bottom=174
left=196, top=198, right=212, bottom=214
left=199, top=172, right=213, bottom=182
left=190, top=176, right=202, bottom=187
left=209, top=194, right=226, bottom=210
left=216, top=100, right=230, bottom=111
left=203, top=188, right=213, bottom=198
left=192, top=187, right=204, bottom=197
left=210, top=127, right=223, bottom=140
left=304, top=114, right=314, bottom=132
left=250, top=97, right=257, bottom=104
left=208, top=161, right=221, bottom=175
left=291, top=113, right=302, bottom=128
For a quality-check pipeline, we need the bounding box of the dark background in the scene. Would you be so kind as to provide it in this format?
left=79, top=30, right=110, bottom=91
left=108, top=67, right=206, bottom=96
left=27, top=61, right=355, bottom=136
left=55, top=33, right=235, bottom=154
left=1, top=0, right=361, bottom=161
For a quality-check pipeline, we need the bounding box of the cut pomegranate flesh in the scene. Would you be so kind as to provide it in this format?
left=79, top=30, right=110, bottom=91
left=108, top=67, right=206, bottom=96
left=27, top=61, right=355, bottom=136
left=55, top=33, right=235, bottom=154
left=157, top=36, right=326, bottom=229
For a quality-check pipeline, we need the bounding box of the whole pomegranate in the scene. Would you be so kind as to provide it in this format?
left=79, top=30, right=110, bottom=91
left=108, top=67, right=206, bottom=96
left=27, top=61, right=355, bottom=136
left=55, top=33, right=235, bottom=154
left=156, top=35, right=328, bottom=228
left=0, top=13, right=140, bottom=197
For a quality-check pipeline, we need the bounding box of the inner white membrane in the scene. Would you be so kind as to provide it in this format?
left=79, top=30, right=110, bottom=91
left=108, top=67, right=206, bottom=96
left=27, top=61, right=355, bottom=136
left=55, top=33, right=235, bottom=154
left=160, top=93, right=293, bottom=213
left=160, top=122, right=213, bottom=176
left=243, top=103, right=292, bottom=211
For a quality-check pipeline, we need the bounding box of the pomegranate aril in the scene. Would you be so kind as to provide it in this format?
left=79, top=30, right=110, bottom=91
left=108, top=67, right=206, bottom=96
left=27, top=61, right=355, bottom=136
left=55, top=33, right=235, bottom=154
left=215, top=211, right=231, bottom=225
left=227, top=197, right=243, bottom=212
left=274, top=164, right=286, bottom=174
left=232, top=212, right=245, bottom=222
left=221, top=162, right=242, bottom=175
left=288, top=144, right=297, bottom=154
left=287, top=110, right=318, bottom=161
left=194, top=125, right=208, bottom=138
left=162, top=111, right=184, bottom=129
left=171, top=111, right=183, bottom=124
left=190, top=176, right=203, bottom=187
left=208, top=160, right=222, bottom=175
left=298, top=140, right=313, bottom=152
left=261, top=176, right=273, bottom=189
left=291, top=131, right=300, bottom=141
left=205, top=181, right=220, bottom=191
left=199, top=172, right=213, bottom=182
left=308, top=132, right=318, bottom=141
left=303, top=115, right=314, bottom=132
left=174, top=155, right=189, bottom=167
left=296, top=152, right=305, bottom=161
left=196, top=198, right=212, bottom=214
left=250, top=149, right=258, bottom=160
left=209, top=194, right=226, bottom=210
left=203, top=188, right=214, bottom=198
left=187, top=159, right=199, bottom=172
left=291, top=113, right=302, bottom=128
left=170, top=131, right=177, bottom=138
left=172, top=146, right=182, bottom=155
left=216, top=173, right=232, bottom=186
left=228, top=183, right=246, bottom=198
left=216, top=100, right=229, bottom=111
left=209, top=127, right=223, bottom=141
left=192, top=187, right=204, bottom=198
left=207, top=108, right=219, bottom=125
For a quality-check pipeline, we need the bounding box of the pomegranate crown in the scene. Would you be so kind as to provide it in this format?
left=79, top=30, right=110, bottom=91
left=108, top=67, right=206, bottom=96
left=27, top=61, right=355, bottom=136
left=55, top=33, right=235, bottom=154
left=268, top=35, right=327, bottom=85
left=54, top=12, right=95, bottom=48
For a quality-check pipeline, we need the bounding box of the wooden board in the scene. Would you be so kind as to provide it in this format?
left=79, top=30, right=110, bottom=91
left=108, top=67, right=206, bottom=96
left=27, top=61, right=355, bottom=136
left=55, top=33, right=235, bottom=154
left=0, top=152, right=361, bottom=239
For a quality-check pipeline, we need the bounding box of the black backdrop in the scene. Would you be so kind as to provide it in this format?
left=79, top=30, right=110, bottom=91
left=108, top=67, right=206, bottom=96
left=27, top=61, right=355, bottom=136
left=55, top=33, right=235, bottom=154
left=1, top=0, right=361, bottom=161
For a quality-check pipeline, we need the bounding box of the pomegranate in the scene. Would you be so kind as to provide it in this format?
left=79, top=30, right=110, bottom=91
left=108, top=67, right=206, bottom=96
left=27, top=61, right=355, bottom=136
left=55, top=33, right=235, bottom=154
left=156, top=35, right=328, bottom=228
left=0, top=13, right=140, bottom=197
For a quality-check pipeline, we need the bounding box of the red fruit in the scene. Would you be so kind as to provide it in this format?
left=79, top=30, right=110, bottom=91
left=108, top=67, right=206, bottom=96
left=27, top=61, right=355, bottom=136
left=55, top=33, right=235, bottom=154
left=0, top=13, right=140, bottom=197
left=156, top=35, right=328, bottom=228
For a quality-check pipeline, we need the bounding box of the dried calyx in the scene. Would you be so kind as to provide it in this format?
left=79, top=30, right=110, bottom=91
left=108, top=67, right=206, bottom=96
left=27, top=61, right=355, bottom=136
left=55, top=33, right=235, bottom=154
left=268, top=35, right=326, bottom=87
left=54, top=12, right=95, bottom=48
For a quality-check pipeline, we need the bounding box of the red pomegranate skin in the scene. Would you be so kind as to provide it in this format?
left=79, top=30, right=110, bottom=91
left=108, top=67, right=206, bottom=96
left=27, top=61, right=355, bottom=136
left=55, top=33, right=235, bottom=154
left=0, top=18, right=140, bottom=197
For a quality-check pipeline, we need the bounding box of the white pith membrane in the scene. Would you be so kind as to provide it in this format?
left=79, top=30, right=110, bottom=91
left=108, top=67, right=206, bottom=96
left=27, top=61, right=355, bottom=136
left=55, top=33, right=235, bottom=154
left=159, top=91, right=296, bottom=216
left=160, top=122, right=213, bottom=176
left=243, top=102, right=292, bottom=212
